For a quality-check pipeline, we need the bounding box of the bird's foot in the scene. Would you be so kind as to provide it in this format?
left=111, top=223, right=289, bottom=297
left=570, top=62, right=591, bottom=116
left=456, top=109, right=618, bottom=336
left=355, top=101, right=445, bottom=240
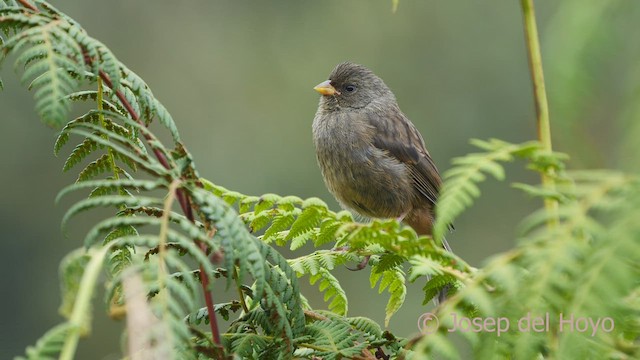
left=346, top=255, right=371, bottom=271
left=333, top=246, right=371, bottom=271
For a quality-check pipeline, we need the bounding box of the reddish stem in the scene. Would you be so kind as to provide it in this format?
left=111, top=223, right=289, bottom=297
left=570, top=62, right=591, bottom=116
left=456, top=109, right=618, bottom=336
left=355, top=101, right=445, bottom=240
left=97, top=74, right=222, bottom=348
left=18, top=0, right=38, bottom=11
left=18, top=0, right=223, bottom=352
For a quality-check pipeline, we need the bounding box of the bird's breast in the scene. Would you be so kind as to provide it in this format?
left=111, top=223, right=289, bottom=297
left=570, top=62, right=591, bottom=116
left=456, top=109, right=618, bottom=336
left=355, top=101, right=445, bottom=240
left=312, top=111, right=414, bottom=218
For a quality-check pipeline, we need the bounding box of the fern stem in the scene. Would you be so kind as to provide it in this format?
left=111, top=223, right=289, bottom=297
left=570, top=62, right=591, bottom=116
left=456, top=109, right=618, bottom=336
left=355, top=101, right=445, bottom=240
left=520, top=0, right=559, bottom=224
left=18, top=0, right=37, bottom=11
left=59, top=247, right=109, bottom=360
left=234, top=267, right=250, bottom=314
left=299, top=343, right=336, bottom=352
left=89, top=58, right=223, bottom=351
left=100, top=68, right=224, bottom=347
left=96, top=78, right=124, bottom=192
left=155, top=180, right=178, bottom=349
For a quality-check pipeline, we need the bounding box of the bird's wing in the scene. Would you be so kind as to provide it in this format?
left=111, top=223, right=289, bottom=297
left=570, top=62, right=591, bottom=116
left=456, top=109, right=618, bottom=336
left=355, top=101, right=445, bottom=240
left=364, top=106, right=442, bottom=208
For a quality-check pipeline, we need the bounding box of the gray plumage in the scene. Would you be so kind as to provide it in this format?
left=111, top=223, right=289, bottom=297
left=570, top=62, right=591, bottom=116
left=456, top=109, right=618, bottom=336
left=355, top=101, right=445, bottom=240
left=312, top=62, right=443, bottom=235
left=312, top=62, right=452, bottom=304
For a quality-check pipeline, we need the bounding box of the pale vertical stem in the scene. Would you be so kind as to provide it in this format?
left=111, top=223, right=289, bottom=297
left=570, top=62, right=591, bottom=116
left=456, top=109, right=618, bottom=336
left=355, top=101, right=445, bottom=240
left=521, top=0, right=559, bottom=224
left=59, top=247, right=109, bottom=360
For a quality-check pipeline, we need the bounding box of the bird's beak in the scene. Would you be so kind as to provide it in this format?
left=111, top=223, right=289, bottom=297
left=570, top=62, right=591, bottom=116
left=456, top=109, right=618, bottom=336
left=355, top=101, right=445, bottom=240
left=314, top=80, right=340, bottom=96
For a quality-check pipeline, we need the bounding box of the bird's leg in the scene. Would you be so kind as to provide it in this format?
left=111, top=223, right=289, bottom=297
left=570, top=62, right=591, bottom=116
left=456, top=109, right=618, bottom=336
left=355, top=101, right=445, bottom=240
left=346, top=255, right=371, bottom=271
left=333, top=246, right=371, bottom=271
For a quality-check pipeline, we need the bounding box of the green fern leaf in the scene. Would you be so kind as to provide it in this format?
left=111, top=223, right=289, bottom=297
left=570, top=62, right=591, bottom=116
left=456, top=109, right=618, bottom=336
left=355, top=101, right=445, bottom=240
left=309, top=268, right=348, bottom=315
left=434, top=139, right=540, bottom=240
left=304, top=319, right=366, bottom=360
left=16, top=323, right=73, bottom=360
left=370, top=265, right=406, bottom=327
left=68, top=129, right=167, bottom=176
left=4, top=21, right=84, bottom=127
left=257, top=240, right=306, bottom=337
left=374, top=253, right=407, bottom=273
left=314, top=218, right=344, bottom=247
left=227, top=333, right=269, bottom=358
left=288, top=250, right=357, bottom=276
left=254, top=193, right=280, bottom=213
left=53, top=112, right=101, bottom=155
left=286, top=206, right=322, bottom=250
left=56, top=178, right=164, bottom=203
left=346, top=316, right=383, bottom=339
left=65, top=90, right=126, bottom=114
left=120, top=67, right=180, bottom=140
left=62, top=195, right=161, bottom=231
left=262, top=211, right=298, bottom=244
left=58, top=249, right=91, bottom=321
left=62, top=137, right=98, bottom=172
left=75, top=153, right=112, bottom=182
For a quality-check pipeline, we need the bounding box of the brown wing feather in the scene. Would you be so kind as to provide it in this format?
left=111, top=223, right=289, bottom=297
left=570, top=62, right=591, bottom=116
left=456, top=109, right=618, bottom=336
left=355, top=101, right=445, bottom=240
left=365, top=107, right=442, bottom=208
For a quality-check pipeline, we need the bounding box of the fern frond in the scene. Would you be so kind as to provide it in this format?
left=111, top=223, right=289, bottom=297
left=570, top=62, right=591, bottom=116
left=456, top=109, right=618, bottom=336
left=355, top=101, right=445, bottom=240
left=302, top=319, right=366, bottom=360
left=434, top=139, right=540, bottom=240
left=417, top=170, right=640, bottom=359
left=346, top=316, right=383, bottom=340
left=61, top=195, right=161, bottom=231
left=190, top=187, right=305, bottom=344
left=370, top=265, right=406, bottom=327
left=74, top=153, right=113, bottom=181
left=262, top=210, right=298, bottom=244
left=68, top=129, right=166, bottom=176
left=374, top=253, right=407, bottom=273
left=15, top=323, right=73, bottom=360
left=257, top=239, right=306, bottom=337
left=62, top=137, right=98, bottom=172
left=56, top=178, right=164, bottom=203
left=53, top=111, right=101, bottom=155
left=309, top=268, right=348, bottom=316
left=2, top=15, right=84, bottom=127
left=225, top=333, right=270, bottom=359
left=58, top=249, right=90, bottom=321
left=118, top=65, right=180, bottom=140
left=288, top=250, right=358, bottom=276
left=286, top=205, right=322, bottom=250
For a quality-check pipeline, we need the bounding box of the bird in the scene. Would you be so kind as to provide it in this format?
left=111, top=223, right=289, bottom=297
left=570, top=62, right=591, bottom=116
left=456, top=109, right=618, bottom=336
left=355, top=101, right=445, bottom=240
left=311, top=62, right=452, bottom=303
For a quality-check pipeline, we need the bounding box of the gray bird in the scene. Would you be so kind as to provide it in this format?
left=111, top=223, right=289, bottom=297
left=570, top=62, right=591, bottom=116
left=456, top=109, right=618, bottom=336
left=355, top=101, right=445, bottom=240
left=312, top=62, right=452, bottom=302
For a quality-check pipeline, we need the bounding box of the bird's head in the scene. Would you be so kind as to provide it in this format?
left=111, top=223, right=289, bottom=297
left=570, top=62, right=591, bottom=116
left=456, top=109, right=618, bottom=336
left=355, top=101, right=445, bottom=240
left=314, top=62, right=394, bottom=111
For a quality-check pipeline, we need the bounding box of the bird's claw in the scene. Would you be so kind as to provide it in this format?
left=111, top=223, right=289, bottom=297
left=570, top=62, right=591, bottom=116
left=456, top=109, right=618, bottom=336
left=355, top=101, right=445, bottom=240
left=346, top=255, right=371, bottom=271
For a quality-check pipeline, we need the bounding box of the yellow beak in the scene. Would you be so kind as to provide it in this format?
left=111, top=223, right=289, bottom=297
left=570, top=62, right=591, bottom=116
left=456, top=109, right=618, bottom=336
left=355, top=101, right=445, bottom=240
left=314, top=80, right=339, bottom=96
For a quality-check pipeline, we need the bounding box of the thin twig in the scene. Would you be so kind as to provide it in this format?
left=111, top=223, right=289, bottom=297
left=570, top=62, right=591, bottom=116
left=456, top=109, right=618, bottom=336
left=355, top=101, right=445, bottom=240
left=17, top=0, right=37, bottom=11
left=520, top=0, right=559, bottom=225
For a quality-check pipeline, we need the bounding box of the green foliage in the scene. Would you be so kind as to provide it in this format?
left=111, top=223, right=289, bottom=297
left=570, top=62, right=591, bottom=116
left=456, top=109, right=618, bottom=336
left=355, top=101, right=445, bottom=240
left=0, top=9, right=83, bottom=126
left=433, top=139, right=541, bottom=240
left=2, top=1, right=638, bottom=360
left=58, top=249, right=90, bottom=322
left=415, top=170, right=640, bottom=359
left=15, top=323, right=73, bottom=360
left=371, top=265, right=407, bottom=327
left=309, top=268, right=349, bottom=316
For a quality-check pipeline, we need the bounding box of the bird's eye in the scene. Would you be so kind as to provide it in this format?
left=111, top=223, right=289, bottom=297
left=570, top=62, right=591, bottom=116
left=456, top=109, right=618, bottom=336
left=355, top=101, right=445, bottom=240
left=344, top=84, right=357, bottom=93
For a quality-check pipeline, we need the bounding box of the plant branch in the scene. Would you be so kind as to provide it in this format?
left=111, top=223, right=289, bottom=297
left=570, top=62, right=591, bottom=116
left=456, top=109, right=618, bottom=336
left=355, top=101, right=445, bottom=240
left=18, top=0, right=37, bottom=11
left=520, top=0, right=559, bottom=224
left=14, top=0, right=222, bottom=351
left=95, top=68, right=222, bottom=350
left=59, top=247, right=109, bottom=360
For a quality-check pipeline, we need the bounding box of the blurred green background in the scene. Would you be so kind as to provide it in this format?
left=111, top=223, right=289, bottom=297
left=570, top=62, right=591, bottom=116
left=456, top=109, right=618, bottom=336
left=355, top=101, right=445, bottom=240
left=1, top=1, right=638, bottom=358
